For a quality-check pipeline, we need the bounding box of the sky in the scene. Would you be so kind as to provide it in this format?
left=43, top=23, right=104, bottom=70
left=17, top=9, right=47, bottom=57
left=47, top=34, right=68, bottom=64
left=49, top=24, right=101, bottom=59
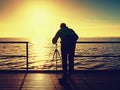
left=0, top=0, right=120, bottom=39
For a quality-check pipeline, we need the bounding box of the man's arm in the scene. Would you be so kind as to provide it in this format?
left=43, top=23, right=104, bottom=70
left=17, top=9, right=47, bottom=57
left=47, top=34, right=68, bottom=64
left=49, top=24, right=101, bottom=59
left=74, top=31, right=79, bottom=41
left=71, top=29, right=79, bottom=41
left=52, top=30, right=60, bottom=44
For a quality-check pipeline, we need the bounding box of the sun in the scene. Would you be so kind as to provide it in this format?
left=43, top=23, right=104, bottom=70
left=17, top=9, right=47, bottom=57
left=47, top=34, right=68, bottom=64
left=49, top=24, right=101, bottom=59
left=29, top=8, right=51, bottom=31
left=30, top=9, right=51, bottom=26
left=23, top=2, right=54, bottom=38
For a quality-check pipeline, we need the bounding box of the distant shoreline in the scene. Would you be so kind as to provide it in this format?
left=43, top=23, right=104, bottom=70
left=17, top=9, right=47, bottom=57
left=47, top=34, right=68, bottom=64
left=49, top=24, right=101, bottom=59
left=0, top=38, right=29, bottom=41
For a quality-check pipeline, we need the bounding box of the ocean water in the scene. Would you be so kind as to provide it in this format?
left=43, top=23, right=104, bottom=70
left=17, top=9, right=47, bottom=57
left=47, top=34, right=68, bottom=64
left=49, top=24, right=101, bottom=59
left=0, top=37, right=120, bottom=70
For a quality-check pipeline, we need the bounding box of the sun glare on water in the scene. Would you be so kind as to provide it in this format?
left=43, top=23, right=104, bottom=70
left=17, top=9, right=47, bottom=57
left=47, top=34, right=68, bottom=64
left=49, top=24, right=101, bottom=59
left=28, top=38, right=52, bottom=69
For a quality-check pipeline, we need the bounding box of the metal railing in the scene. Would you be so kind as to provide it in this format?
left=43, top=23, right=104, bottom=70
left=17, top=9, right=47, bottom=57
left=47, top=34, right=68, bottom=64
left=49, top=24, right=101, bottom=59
left=0, top=41, right=29, bottom=71
left=0, top=41, right=120, bottom=72
left=75, top=41, right=120, bottom=57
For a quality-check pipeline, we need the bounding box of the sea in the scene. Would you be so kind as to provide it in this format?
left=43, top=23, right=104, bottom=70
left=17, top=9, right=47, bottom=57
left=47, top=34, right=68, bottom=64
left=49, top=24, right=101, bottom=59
left=0, top=37, right=120, bottom=71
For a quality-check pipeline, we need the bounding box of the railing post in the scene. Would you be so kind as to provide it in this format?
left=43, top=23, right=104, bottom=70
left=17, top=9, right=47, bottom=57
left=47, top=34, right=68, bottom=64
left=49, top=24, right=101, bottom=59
left=26, top=42, right=29, bottom=71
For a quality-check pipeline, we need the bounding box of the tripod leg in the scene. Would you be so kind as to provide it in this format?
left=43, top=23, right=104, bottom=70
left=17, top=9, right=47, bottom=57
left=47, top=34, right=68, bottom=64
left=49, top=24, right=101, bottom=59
left=55, top=50, right=62, bottom=71
left=52, top=50, right=56, bottom=60
left=55, top=50, right=59, bottom=70
left=56, top=50, right=62, bottom=60
left=52, top=49, right=58, bottom=70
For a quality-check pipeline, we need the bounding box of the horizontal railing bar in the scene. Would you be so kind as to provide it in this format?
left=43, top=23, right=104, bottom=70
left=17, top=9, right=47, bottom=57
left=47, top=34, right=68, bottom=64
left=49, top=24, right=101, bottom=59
left=0, top=55, right=27, bottom=57
left=1, top=41, right=120, bottom=43
left=75, top=55, right=120, bottom=57
left=76, top=41, right=120, bottom=43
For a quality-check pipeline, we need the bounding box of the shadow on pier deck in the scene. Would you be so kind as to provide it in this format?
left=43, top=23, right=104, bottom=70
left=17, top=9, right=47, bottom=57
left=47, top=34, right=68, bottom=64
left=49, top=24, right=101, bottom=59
left=0, top=71, right=120, bottom=90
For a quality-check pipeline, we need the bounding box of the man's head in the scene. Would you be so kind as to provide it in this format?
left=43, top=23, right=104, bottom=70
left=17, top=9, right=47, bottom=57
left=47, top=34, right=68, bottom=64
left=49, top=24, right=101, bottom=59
left=60, top=23, right=67, bottom=28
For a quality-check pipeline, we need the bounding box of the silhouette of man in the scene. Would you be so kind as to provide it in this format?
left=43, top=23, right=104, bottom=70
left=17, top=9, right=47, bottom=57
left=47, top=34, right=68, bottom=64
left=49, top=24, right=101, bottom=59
left=52, top=23, right=78, bottom=82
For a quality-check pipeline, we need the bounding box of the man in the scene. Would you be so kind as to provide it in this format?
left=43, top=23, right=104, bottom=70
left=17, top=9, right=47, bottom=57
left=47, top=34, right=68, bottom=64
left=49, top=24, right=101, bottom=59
left=52, top=23, right=78, bottom=81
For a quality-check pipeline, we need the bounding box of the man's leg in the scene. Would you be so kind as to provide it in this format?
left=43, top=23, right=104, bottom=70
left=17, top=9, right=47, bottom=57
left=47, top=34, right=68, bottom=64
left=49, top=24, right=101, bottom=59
left=68, top=44, right=76, bottom=75
left=68, top=52, right=74, bottom=74
left=61, top=48, right=67, bottom=79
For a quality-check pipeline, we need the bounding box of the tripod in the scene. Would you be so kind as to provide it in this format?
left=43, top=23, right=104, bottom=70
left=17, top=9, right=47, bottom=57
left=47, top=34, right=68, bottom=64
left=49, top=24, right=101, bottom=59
left=52, top=44, right=61, bottom=70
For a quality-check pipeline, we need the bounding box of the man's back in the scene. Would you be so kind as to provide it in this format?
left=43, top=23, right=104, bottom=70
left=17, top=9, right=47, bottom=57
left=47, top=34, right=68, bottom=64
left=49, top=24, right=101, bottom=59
left=57, top=27, right=78, bottom=43
left=52, top=23, right=78, bottom=45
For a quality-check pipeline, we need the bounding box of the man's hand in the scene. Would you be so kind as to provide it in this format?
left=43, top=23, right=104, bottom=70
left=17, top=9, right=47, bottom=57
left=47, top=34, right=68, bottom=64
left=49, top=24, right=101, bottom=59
left=52, top=37, right=57, bottom=44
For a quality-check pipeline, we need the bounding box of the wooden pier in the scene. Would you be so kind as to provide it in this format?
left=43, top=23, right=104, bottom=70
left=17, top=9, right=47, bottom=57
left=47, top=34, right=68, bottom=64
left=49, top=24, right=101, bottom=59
left=0, top=71, right=120, bottom=90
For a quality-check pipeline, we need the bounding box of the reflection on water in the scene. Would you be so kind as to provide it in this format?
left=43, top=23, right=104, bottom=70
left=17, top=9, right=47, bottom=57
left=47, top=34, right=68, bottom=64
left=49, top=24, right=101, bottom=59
left=28, top=38, right=57, bottom=70
left=0, top=38, right=120, bottom=70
